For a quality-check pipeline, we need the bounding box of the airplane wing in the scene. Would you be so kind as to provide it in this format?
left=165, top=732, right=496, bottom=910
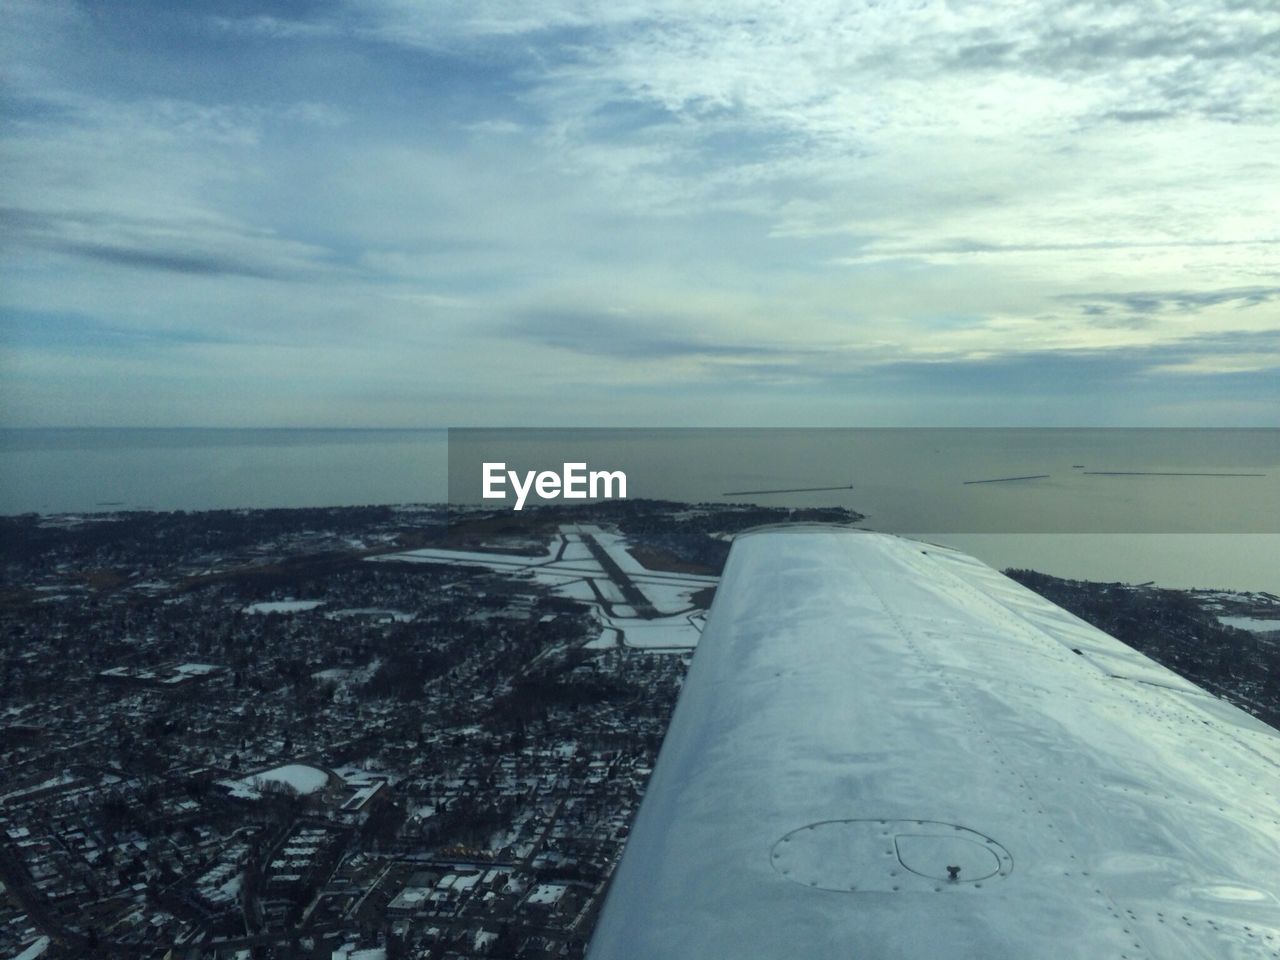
left=587, top=526, right=1280, bottom=959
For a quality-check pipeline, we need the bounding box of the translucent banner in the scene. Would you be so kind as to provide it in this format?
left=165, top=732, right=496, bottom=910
left=448, top=428, right=1279, bottom=534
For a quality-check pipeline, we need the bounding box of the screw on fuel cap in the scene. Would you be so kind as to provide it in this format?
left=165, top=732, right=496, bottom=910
left=770, top=819, right=1012, bottom=893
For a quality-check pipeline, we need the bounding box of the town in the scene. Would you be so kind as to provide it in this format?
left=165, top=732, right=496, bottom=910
left=0, top=500, right=854, bottom=959
left=2, top=501, right=1277, bottom=960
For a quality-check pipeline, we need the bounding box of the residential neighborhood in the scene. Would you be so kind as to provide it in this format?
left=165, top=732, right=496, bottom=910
left=0, top=501, right=852, bottom=959
left=3, top=500, right=1275, bottom=959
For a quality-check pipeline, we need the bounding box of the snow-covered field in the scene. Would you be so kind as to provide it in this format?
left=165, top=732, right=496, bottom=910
left=1218, top=616, right=1280, bottom=633
left=616, top=614, right=705, bottom=649
left=638, top=580, right=713, bottom=615
left=559, top=539, right=593, bottom=561
left=585, top=627, right=622, bottom=650
left=222, top=763, right=330, bottom=799
left=243, top=599, right=324, bottom=614
left=370, top=523, right=716, bottom=652
left=555, top=580, right=598, bottom=602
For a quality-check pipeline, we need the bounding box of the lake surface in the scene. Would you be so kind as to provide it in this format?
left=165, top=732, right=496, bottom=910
left=2, top=427, right=1276, bottom=592
left=0, top=428, right=450, bottom=512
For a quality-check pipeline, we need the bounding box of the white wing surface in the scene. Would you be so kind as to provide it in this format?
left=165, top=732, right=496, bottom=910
left=587, top=526, right=1280, bottom=959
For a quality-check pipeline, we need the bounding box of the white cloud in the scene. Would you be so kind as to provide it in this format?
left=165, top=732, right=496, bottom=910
left=1, top=0, right=1277, bottom=425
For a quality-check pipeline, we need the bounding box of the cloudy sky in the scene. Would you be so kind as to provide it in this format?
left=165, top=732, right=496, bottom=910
left=2, top=0, right=1278, bottom=426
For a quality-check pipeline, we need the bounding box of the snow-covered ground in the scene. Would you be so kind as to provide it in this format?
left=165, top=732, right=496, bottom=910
left=559, top=537, right=593, bottom=562
left=370, top=524, right=716, bottom=652
left=586, top=627, right=622, bottom=650
left=325, top=608, right=414, bottom=621
left=174, top=662, right=221, bottom=676
left=222, top=763, right=330, bottom=799
left=254, top=764, right=329, bottom=794
left=243, top=599, right=324, bottom=614
left=639, top=580, right=713, bottom=615
left=309, top=658, right=381, bottom=699
left=331, top=947, right=385, bottom=960
left=616, top=614, right=706, bottom=650
left=555, top=580, right=598, bottom=602
left=11, top=936, right=50, bottom=960
left=1218, top=615, right=1280, bottom=633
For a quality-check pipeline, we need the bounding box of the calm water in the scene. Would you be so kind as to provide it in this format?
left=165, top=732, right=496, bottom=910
left=0, top=428, right=450, bottom=512
left=2, top=428, right=1276, bottom=592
